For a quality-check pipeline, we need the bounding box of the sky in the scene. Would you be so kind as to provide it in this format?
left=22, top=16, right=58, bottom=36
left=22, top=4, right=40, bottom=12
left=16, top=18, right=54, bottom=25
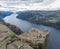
left=0, top=0, right=60, bottom=11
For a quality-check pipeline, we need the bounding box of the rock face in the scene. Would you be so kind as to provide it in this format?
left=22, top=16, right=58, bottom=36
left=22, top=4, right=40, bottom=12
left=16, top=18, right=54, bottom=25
left=0, top=19, right=23, bottom=35
left=19, top=28, right=49, bottom=49
left=0, top=19, right=49, bottom=49
left=0, top=24, right=33, bottom=49
left=4, top=23, right=23, bottom=35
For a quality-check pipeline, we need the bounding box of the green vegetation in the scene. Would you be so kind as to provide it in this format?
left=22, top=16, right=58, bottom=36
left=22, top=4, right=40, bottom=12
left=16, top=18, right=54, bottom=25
left=38, top=43, right=43, bottom=49
left=17, top=10, right=60, bottom=29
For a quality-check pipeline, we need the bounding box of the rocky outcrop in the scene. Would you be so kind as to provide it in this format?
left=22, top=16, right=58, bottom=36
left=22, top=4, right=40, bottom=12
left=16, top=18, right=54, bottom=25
left=0, top=19, right=50, bottom=49
left=18, top=28, right=49, bottom=49
left=0, top=23, right=33, bottom=49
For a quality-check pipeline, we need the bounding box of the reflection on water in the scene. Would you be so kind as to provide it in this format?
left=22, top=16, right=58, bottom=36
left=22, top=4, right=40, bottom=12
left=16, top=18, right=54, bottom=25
left=3, top=13, right=60, bottom=49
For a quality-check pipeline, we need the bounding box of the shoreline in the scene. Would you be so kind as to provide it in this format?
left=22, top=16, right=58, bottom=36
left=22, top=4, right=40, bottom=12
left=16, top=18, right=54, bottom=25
left=17, top=18, right=60, bottom=30
left=0, top=19, right=23, bottom=35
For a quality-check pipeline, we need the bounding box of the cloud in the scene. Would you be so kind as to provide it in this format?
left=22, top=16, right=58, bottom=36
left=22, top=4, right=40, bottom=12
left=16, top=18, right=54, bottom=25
left=0, top=0, right=59, bottom=11
left=46, top=0, right=60, bottom=9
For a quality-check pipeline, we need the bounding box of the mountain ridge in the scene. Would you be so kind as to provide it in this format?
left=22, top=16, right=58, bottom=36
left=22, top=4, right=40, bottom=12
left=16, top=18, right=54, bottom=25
left=17, top=10, right=60, bottom=29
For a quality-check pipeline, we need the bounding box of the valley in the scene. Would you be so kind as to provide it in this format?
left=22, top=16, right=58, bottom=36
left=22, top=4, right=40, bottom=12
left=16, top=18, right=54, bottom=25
left=0, top=11, right=60, bottom=49
left=17, top=10, right=60, bottom=29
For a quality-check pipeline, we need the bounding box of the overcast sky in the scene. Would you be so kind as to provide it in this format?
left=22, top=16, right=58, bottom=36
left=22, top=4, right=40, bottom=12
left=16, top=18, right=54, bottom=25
left=0, top=0, right=60, bottom=11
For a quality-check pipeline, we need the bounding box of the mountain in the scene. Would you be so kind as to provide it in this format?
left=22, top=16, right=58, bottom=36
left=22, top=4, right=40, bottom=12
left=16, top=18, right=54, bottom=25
left=17, top=10, right=60, bottom=29
left=17, top=10, right=60, bottom=19
left=0, top=11, right=13, bottom=18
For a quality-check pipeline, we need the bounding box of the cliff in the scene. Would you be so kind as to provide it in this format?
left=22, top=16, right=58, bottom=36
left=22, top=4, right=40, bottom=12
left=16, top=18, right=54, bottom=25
left=0, top=19, right=50, bottom=49
left=0, top=23, right=33, bottom=49
left=18, top=28, right=49, bottom=49
left=0, top=19, right=23, bottom=35
left=3, top=23, right=23, bottom=35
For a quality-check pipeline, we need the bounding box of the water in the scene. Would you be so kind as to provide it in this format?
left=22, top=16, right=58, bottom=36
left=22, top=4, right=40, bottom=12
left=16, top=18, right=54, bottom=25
left=3, top=13, right=60, bottom=49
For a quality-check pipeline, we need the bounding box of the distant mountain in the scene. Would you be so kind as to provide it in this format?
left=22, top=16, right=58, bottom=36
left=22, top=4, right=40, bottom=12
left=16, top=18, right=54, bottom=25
left=17, top=10, right=60, bottom=29
left=0, top=11, right=13, bottom=18
left=17, top=10, right=60, bottom=20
